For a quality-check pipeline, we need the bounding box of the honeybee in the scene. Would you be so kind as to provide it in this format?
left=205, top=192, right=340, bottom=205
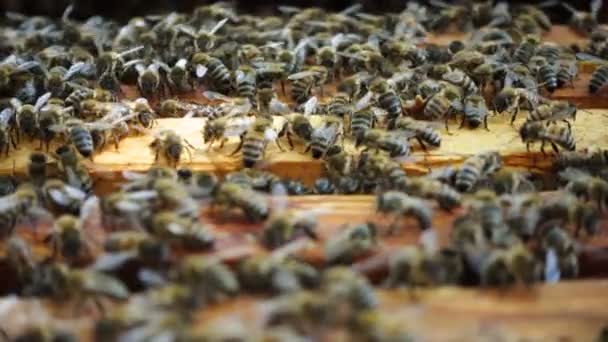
left=325, top=92, right=352, bottom=118
left=356, top=128, right=411, bottom=158
left=191, top=52, right=232, bottom=94
left=528, top=55, right=558, bottom=93
left=321, top=266, right=378, bottom=312
left=165, top=58, right=193, bottom=94
left=126, top=61, right=169, bottom=99
left=479, top=243, right=541, bottom=287
left=520, top=121, right=576, bottom=153
left=325, top=223, right=377, bottom=265
left=560, top=167, right=608, bottom=212
left=494, top=87, right=539, bottom=124
left=369, top=78, right=402, bottom=128
left=394, top=116, right=441, bottom=150
left=0, top=104, right=17, bottom=157
left=308, top=116, right=343, bottom=159
left=288, top=68, right=322, bottom=104
left=556, top=57, right=578, bottom=88
left=203, top=114, right=255, bottom=150
left=238, top=252, right=318, bottom=294
left=538, top=192, right=600, bottom=238
left=211, top=182, right=269, bottom=222
left=234, top=65, right=257, bottom=105
left=443, top=68, right=478, bottom=96
left=280, top=113, right=314, bottom=150
left=527, top=100, right=577, bottom=131
left=262, top=208, right=322, bottom=248
left=423, top=84, right=464, bottom=132
left=559, top=0, right=602, bottom=34
left=323, top=145, right=359, bottom=192
left=230, top=116, right=282, bottom=168
left=376, top=191, right=433, bottom=233
left=99, top=190, right=157, bottom=231
left=147, top=210, right=214, bottom=249
left=405, top=177, right=462, bottom=211
left=358, top=150, right=408, bottom=192
left=54, top=145, right=93, bottom=194
left=590, top=63, right=608, bottom=94
left=41, top=178, right=88, bottom=216
left=463, top=94, right=490, bottom=130
left=489, top=169, right=536, bottom=195
left=49, top=118, right=113, bottom=159
left=455, top=151, right=502, bottom=192
left=13, top=92, right=51, bottom=142
left=27, top=152, right=48, bottom=188
left=173, top=256, right=239, bottom=303
left=149, top=130, right=195, bottom=168
left=45, top=213, right=98, bottom=262
left=6, top=236, right=36, bottom=287
left=0, top=184, right=41, bottom=237
left=349, top=106, right=380, bottom=140
left=541, top=225, right=579, bottom=279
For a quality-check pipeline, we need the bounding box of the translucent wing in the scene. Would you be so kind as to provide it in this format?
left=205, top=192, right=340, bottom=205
left=64, top=62, right=86, bottom=81
left=355, top=91, right=374, bottom=111
left=175, top=58, right=188, bottom=69
left=303, top=96, right=318, bottom=115
left=264, top=127, right=279, bottom=141
left=118, top=45, right=144, bottom=58
left=576, top=52, right=605, bottom=62
left=419, top=228, right=438, bottom=254
left=223, top=116, right=256, bottom=137
left=544, top=248, right=560, bottom=283
left=48, top=188, right=71, bottom=206
left=138, top=269, right=167, bottom=287
left=269, top=98, right=290, bottom=115
left=196, top=64, right=208, bottom=78
left=591, top=0, right=603, bottom=18
left=81, top=271, right=130, bottom=300
left=287, top=70, right=317, bottom=80
left=80, top=195, right=102, bottom=228
left=209, top=18, right=228, bottom=35
left=203, top=90, right=231, bottom=101
left=92, top=252, right=136, bottom=271
left=34, top=92, right=51, bottom=112
left=340, top=3, right=362, bottom=15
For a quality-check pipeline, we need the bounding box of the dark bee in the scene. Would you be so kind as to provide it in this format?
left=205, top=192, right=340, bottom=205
left=326, top=92, right=352, bottom=118
left=589, top=64, right=608, bottom=94
left=308, top=116, right=343, bottom=159
left=166, top=58, right=193, bottom=94
left=56, top=145, right=93, bottom=194
left=27, top=152, right=47, bottom=188
left=369, top=78, right=402, bottom=128
left=376, top=191, right=433, bottom=233
left=280, top=114, right=313, bottom=150
left=513, top=35, right=540, bottom=64
left=350, top=106, right=377, bottom=140
left=212, top=182, right=269, bottom=222
left=455, top=151, right=502, bottom=192
left=520, top=121, right=576, bottom=153
left=191, top=52, right=232, bottom=94
left=231, top=117, right=282, bottom=168
left=149, top=130, right=195, bottom=168
left=234, top=65, right=257, bottom=105
left=529, top=56, right=558, bottom=93
left=463, top=94, right=490, bottom=129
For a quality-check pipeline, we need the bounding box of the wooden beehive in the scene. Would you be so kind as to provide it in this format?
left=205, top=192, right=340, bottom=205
left=1, top=25, right=608, bottom=341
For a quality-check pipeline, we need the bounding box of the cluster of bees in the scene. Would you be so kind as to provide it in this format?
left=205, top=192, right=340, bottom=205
left=1, top=1, right=608, bottom=340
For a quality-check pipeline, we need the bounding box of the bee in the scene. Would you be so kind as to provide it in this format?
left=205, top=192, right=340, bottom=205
left=0, top=104, right=16, bottom=157
left=191, top=52, right=232, bottom=94
left=182, top=18, right=228, bottom=52
left=173, top=256, right=239, bottom=303
left=529, top=56, right=558, bottom=93
left=45, top=214, right=97, bottom=261
left=203, top=114, right=255, bottom=149
left=0, top=184, right=40, bottom=237
left=489, top=169, right=536, bottom=195
left=541, top=225, right=579, bottom=279
left=538, top=192, right=600, bottom=238
left=280, top=113, right=314, bottom=150
left=450, top=50, right=486, bottom=73
left=560, top=168, right=608, bottom=212
left=288, top=70, right=317, bottom=104
left=480, top=243, right=541, bottom=286
left=369, top=78, right=402, bottom=128
left=37, top=98, right=72, bottom=151
left=125, top=60, right=169, bottom=99
left=55, top=145, right=93, bottom=194
left=560, top=0, right=602, bottom=34
left=520, top=121, right=576, bottom=154
left=513, top=35, right=540, bottom=64
left=211, top=182, right=269, bottom=222
left=149, top=130, right=195, bottom=168
left=358, top=150, right=408, bottom=192
left=262, top=208, right=321, bottom=248
left=589, top=64, right=608, bottom=94
left=49, top=118, right=108, bottom=159
left=462, top=94, right=490, bottom=130
left=230, top=116, right=282, bottom=168
left=323, top=145, right=359, bottom=194
left=41, top=179, right=87, bottom=216
left=308, top=116, right=343, bottom=159
left=527, top=100, right=577, bottom=130
left=442, top=68, right=478, bottom=96
left=166, top=58, right=193, bottom=94
left=99, top=190, right=157, bottom=231
left=42, top=263, right=129, bottom=306
left=321, top=266, right=378, bottom=312
left=349, top=106, right=379, bottom=140
left=556, top=57, right=578, bottom=88
left=337, top=72, right=370, bottom=100
left=256, top=87, right=276, bottom=115
left=455, top=151, right=502, bottom=192
left=254, top=62, right=288, bottom=91
left=394, top=116, right=441, bottom=151
left=234, top=65, right=257, bottom=105
left=238, top=253, right=319, bottom=294
left=493, top=87, right=539, bottom=124
left=316, top=46, right=340, bottom=80
left=13, top=92, right=51, bottom=142
left=356, top=128, right=411, bottom=159
left=147, top=210, right=214, bottom=249
left=405, top=177, right=462, bottom=211
left=376, top=191, right=433, bottom=233
left=384, top=243, right=448, bottom=288
left=27, top=152, right=48, bottom=188
left=326, top=92, right=352, bottom=118
left=325, top=223, right=377, bottom=265
left=6, top=237, right=36, bottom=286
left=423, top=84, right=464, bottom=132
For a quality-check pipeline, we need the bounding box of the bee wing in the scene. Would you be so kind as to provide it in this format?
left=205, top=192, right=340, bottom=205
left=340, top=3, right=362, bottom=15
left=576, top=52, right=605, bottom=62
left=195, top=64, right=208, bottom=78
left=558, top=167, right=592, bottom=182
left=419, top=228, right=438, bottom=254
left=278, top=5, right=301, bottom=14
left=63, top=62, right=86, bottom=81
left=126, top=190, right=158, bottom=201
left=544, top=248, right=561, bottom=283
left=264, top=127, right=279, bottom=141
left=47, top=188, right=72, bottom=206
left=15, top=61, right=40, bottom=73
left=209, top=18, right=228, bottom=35
left=0, top=107, right=15, bottom=125
left=223, top=116, right=256, bottom=137
left=227, top=101, right=252, bottom=117
left=138, top=268, right=167, bottom=287
left=287, top=70, right=317, bottom=80
left=270, top=98, right=291, bottom=115
left=591, top=0, right=603, bottom=19
left=33, top=92, right=52, bottom=112
left=0, top=195, right=19, bottom=212
left=203, top=90, right=231, bottom=102
left=118, top=45, right=144, bottom=58
left=303, top=96, right=319, bottom=115
left=354, top=91, right=374, bottom=111
left=122, top=170, right=147, bottom=181
left=270, top=181, right=288, bottom=212
left=81, top=271, right=130, bottom=300
left=80, top=195, right=102, bottom=228
left=92, top=251, right=137, bottom=271
left=443, top=70, right=464, bottom=83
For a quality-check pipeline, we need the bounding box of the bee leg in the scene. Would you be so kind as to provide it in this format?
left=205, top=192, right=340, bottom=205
left=275, top=139, right=285, bottom=152
left=458, top=115, right=466, bottom=129
left=484, top=116, right=490, bottom=131
left=219, top=138, right=226, bottom=149
left=563, top=120, right=572, bottom=132
left=93, top=297, right=106, bottom=317
left=510, top=108, right=519, bottom=125
left=416, top=137, right=428, bottom=152
left=281, top=81, right=286, bottom=96
left=302, top=143, right=311, bottom=154
left=526, top=142, right=531, bottom=152
left=540, top=141, right=547, bottom=155
left=230, top=136, right=245, bottom=156
left=444, top=118, right=453, bottom=135
left=550, top=142, right=560, bottom=154
left=286, top=132, right=295, bottom=150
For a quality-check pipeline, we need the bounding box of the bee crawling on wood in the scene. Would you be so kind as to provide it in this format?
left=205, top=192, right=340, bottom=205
left=519, top=121, right=576, bottom=154
left=149, top=129, right=196, bottom=168
left=376, top=191, right=433, bottom=234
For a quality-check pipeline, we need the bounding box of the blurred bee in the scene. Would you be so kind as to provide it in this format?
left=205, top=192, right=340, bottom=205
left=211, top=182, right=269, bottom=222
left=321, top=266, right=378, bottom=313
left=528, top=55, right=558, bottom=93
left=556, top=58, right=578, bottom=88
left=450, top=50, right=486, bottom=73
left=124, top=60, right=169, bottom=99
left=369, top=78, right=402, bottom=128
left=493, top=87, right=539, bottom=124
left=325, top=223, right=377, bottom=265
left=308, top=116, right=343, bottom=159
left=55, top=145, right=93, bottom=194
left=405, top=177, right=462, bottom=211
left=541, top=225, right=579, bottom=279
left=0, top=104, right=16, bottom=157
left=427, top=1, right=470, bottom=32
left=45, top=213, right=97, bottom=262
left=41, top=178, right=88, bottom=216
left=147, top=210, right=214, bottom=249
left=0, top=58, right=40, bottom=95
left=560, top=167, right=608, bottom=212
left=149, top=130, right=195, bottom=168
left=337, top=72, right=370, bottom=100
left=181, top=18, right=228, bottom=52
left=191, top=52, right=232, bottom=94
left=173, top=256, right=239, bottom=303
left=537, top=192, right=600, bottom=238
left=394, top=116, right=441, bottom=151
left=520, top=121, right=576, bottom=154
left=513, top=35, right=540, bottom=64
left=316, top=46, right=340, bottom=80
left=455, top=151, right=502, bottom=192
left=288, top=69, right=319, bottom=104
left=489, top=169, right=536, bottom=195
left=280, top=113, right=314, bottom=150
left=238, top=251, right=319, bottom=294
left=262, top=208, right=321, bottom=248
left=37, top=98, right=73, bottom=151
left=49, top=118, right=110, bottom=159
left=462, top=94, right=490, bottom=130
left=326, top=92, right=352, bottom=118
left=230, top=116, right=283, bottom=168
left=254, top=62, right=287, bottom=91
left=0, top=184, right=40, bottom=237
left=356, top=128, right=411, bottom=159
left=552, top=0, right=602, bottom=34
left=376, top=191, right=433, bottom=233
left=527, top=100, right=577, bottom=130
left=358, top=150, right=408, bottom=192
left=349, top=106, right=379, bottom=140
left=479, top=243, right=541, bottom=286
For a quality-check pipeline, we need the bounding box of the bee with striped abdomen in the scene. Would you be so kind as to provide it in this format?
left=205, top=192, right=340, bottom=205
left=455, top=151, right=502, bottom=192
left=463, top=94, right=490, bottom=130
left=376, top=191, right=433, bottom=233
left=55, top=145, right=93, bottom=194
left=394, top=116, right=441, bottom=151
left=149, top=130, right=195, bottom=168
left=308, top=116, right=343, bottom=159
left=493, top=87, right=539, bottom=124
left=211, top=181, right=269, bottom=222
left=520, top=121, right=576, bottom=154
left=369, top=78, right=402, bottom=128
left=356, top=128, right=412, bottom=159
left=191, top=52, right=232, bottom=94
left=527, top=100, right=577, bottom=131
left=231, top=116, right=283, bottom=168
